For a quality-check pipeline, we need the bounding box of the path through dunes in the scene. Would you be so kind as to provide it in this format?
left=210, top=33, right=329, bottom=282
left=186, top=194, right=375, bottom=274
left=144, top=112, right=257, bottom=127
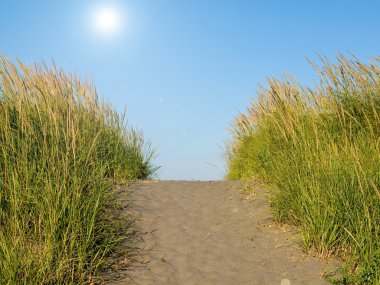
left=108, top=181, right=335, bottom=285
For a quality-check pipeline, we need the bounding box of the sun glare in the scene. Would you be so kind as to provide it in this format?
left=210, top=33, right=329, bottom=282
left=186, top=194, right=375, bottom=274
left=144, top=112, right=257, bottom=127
left=92, top=5, right=122, bottom=37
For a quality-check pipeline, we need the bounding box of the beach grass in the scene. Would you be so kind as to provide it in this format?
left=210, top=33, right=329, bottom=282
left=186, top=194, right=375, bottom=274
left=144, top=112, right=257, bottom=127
left=226, top=54, right=380, bottom=284
left=0, top=55, right=157, bottom=284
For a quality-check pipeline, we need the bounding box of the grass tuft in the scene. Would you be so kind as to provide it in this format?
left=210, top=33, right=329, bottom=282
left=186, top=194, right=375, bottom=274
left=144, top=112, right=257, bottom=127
left=226, top=54, right=380, bottom=284
left=0, top=55, right=157, bottom=284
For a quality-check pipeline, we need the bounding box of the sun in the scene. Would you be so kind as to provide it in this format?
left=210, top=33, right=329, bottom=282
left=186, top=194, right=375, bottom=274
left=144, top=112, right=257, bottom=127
left=92, top=5, right=122, bottom=37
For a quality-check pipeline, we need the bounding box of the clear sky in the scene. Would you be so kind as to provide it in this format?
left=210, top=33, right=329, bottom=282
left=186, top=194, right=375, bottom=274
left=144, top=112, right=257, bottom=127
left=1, top=0, right=379, bottom=180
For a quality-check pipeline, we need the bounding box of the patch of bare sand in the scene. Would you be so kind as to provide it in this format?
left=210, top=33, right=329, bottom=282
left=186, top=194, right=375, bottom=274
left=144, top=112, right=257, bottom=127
left=106, top=181, right=336, bottom=285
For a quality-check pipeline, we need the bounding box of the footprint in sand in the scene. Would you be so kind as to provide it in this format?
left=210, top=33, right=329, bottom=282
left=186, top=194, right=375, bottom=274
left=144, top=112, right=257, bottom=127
left=106, top=181, right=336, bottom=285
left=281, top=279, right=291, bottom=285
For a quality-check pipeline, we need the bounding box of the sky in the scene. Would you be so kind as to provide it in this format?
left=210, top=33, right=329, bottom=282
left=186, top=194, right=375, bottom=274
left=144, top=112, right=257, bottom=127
left=0, top=0, right=379, bottom=180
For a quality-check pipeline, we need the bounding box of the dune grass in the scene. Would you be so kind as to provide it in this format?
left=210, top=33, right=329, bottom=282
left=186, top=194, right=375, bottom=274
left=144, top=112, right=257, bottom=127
left=0, top=55, right=157, bottom=284
left=226, top=54, right=380, bottom=284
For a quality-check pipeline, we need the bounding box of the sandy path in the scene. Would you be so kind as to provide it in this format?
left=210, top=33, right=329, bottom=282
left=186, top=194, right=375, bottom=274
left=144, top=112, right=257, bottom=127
left=107, top=181, right=333, bottom=285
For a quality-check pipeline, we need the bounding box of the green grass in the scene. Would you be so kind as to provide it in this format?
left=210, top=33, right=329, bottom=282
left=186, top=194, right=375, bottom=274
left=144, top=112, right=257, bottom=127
left=226, top=54, right=380, bottom=284
left=0, top=55, right=158, bottom=284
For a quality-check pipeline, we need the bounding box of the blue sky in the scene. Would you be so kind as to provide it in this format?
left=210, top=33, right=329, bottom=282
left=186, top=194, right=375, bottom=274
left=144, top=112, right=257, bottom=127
left=1, top=0, right=379, bottom=180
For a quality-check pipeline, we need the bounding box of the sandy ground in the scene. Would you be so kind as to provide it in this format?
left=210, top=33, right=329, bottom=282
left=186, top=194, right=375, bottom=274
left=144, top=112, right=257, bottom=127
left=106, top=180, right=335, bottom=285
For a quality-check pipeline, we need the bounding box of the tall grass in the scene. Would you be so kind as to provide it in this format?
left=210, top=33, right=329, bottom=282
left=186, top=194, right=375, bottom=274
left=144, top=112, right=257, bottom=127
left=0, top=55, right=157, bottom=284
left=226, top=54, right=380, bottom=284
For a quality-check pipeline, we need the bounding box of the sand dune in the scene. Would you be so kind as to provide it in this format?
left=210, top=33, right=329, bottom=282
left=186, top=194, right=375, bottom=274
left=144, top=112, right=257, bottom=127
left=107, top=181, right=335, bottom=285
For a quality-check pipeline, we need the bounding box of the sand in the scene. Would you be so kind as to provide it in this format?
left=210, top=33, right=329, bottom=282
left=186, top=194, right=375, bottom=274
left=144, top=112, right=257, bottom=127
left=106, top=180, right=335, bottom=285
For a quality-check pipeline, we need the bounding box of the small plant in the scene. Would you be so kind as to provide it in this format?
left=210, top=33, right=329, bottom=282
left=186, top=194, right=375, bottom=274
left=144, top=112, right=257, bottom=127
left=226, top=54, right=380, bottom=284
left=0, top=55, right=158, bottom=284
